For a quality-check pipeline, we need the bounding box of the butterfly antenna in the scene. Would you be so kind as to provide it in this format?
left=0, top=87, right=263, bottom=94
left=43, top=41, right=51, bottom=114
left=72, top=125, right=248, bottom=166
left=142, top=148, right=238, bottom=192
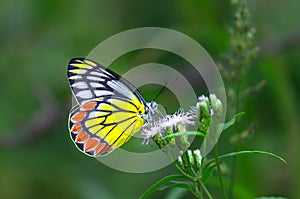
left=153, top=82, right=167, bottom=102
left=153, top=76, right=179, bottom=101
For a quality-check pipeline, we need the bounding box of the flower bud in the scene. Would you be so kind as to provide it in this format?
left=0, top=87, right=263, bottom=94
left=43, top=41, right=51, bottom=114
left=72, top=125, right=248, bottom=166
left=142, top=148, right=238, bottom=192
left=209, top=94, right=223, bottom=118
left=193, top=149, right=202, bottom=168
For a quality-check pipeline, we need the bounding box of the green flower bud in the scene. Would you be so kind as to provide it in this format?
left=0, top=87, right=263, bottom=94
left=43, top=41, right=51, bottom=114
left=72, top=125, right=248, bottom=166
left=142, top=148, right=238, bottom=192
left=188, top=150, right=194, bottom=166
left=197, top=95, right=210, bottom=119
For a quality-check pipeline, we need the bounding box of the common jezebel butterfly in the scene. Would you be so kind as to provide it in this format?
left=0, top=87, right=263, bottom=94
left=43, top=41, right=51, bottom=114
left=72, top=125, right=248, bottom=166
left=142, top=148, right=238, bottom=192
left=67, top=58, right=157, bottom=157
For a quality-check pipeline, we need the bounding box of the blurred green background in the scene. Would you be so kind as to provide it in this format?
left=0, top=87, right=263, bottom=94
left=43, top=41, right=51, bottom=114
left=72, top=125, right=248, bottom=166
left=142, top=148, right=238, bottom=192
left=0, top=0, right=299, bottom=198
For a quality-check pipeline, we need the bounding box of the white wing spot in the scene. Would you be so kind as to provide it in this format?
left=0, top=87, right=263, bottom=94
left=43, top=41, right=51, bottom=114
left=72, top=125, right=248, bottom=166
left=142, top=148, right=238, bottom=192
left=88, top=111, right=99, bottom=118
left=76, top=90, right=93, bottom=99
left=69, top=75, right=82, bottom=80
left=90, top=82, right=105, bottom=88
left=94, top=90, right=113, bottom=97
left=91, top=71, right=110, bottom=78
left=107, top=80, right=135, bottom=99
left=88, top=111, right=108, bottom=119
left=87, top=76, right=101, bottom=81
left=72, top=82, right=88, bottom=89
left=99, top=68, right=113, bottom=77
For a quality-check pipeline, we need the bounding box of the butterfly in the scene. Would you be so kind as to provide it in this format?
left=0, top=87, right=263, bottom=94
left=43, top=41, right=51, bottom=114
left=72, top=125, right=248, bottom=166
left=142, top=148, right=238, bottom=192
left=67, top=58, right=157, bottom=157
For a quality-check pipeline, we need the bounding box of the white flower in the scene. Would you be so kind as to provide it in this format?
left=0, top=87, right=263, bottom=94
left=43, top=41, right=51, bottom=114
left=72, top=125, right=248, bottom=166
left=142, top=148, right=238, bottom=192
left=178, top=156, right=183, bottom=165
left=210, top=108, right=214, bottom=116
left=141, top=124, right=163, bottom=145
left=209, top=93, right=217, bottom=101
left=142, top=109, right=195, bottom=144
left=193, top=149, right=202, bottom=166
left=209, top=93, right=222, bottom=116
left=177, top=149, right=203, bottom=167
left=161, top=109, right=195, bottom=129
left=198, top=95, right=209, bottom=102
left=189, top=106, right=197, bottom=115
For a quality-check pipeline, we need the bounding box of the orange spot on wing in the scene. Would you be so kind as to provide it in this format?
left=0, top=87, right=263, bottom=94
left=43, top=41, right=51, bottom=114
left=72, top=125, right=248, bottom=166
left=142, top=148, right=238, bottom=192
left=107, top=147, right=113, bottom=153
left=71, top=123, right=82, bottom=133
left=94, top=143, right=106, bottom=155
left=84, top=138, right=100, bottom=152
left=97, top=97, right=104, bottom=101
left=81, top=101, right=97, bottom=111
left=71, top=112, right=86, bottom=123
left=99, top=144, right=112, bottom=155
left=75, top=131, right=89, bottom=143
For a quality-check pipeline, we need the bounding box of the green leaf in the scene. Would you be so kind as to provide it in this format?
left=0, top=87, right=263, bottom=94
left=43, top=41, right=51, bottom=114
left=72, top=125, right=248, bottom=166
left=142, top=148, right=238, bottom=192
left=165, top=188, right=188, bottom=199
left=255, top=197, right=288, bottom=199
left=222, top=112, right=245, bottom=131
left=138, top=174, right=186, bottom=199
left=219, top=150, right=286, bottom=164
left=205, top=150, right=287, bottom=168
left=160, top=181, right=192, bottom=192
left=162, top=131, right=205, bottom=140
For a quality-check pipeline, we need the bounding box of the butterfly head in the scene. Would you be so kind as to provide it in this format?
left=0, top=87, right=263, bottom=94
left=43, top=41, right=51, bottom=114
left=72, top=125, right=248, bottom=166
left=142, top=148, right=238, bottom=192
left=140, top=101, right=159, bottom=124
left=149, top=101, right=158, bottom=111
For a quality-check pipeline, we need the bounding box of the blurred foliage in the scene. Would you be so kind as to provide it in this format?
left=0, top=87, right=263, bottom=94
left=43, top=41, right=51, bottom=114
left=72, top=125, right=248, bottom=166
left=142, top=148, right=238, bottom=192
left=0, top=0, right=299, bottom=199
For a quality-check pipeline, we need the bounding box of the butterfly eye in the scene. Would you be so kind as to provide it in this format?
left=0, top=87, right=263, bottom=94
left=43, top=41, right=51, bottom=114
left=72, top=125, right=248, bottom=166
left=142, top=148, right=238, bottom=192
left=150, top=101, right=158, bottom=110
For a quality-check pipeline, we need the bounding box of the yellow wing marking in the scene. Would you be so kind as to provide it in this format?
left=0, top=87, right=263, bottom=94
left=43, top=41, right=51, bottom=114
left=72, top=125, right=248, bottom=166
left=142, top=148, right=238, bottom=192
left=70, top=63, right=93, bottom=69
left=105, top=111, right=136, bottom=124
left=69, top=69, right=87, bottom=74
left=89, top=99, right=145, bottom=147
left=84, top=60, right=97, bottom=66
left=85, top=117, right=105, bottom=127
left=109, top=98, right=140, bottom=112
left=101, top=117, right=144, bottom=147
left=89, top=124, right=104, bottom=134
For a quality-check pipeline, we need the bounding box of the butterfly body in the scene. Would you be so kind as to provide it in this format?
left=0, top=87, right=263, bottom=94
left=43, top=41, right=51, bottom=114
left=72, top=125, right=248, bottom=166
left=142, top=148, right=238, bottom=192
left=67, top=58, right=154, bottom=157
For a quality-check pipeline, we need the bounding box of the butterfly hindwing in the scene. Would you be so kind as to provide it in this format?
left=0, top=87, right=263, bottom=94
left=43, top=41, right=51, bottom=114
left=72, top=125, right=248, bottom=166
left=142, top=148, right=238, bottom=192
left=69, top=101, right=114, bottom=156
left=69, top=98, right=145, bottom=156
left=67, top=58, right=147, bottom=157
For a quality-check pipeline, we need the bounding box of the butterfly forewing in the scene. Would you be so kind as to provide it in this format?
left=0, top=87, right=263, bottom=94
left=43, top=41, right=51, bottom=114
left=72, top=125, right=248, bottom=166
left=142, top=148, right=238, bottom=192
left=67, top=58, right=147, bottom=157
left=67, top=58, right=144, bottom=105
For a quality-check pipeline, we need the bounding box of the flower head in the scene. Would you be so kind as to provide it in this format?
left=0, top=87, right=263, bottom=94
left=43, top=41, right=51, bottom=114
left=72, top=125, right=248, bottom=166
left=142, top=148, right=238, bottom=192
left=141, top=125, right=162, bottom=145
left=142, top=109, right=195, bottom=145
left=160, top=109, right=195, bottom=129
left=141, top=94, right=223, bottom=152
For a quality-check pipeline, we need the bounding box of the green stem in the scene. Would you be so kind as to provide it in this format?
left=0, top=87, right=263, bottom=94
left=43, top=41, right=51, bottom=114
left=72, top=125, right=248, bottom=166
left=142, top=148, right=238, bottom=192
left=214, top=145, right=228, bottom=199
left=228, top=154, right=235, bottom=199
left=198, top=179, right=213, bottom=199
left=167, top=153, right=195, bottom=179
left=192, top=181, right=203, bottom=199
left=174, top=163, right=194, bottom=179
left=184, top=150, right=197, bottom=177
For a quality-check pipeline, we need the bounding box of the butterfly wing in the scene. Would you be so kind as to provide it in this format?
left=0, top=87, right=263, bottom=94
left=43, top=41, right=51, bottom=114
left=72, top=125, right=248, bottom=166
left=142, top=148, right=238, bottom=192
left=67, top=58, right=147, bottom=156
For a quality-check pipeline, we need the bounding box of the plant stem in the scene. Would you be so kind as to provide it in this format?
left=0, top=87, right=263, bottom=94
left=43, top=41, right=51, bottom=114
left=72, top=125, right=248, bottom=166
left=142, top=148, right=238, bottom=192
left=228, top=152, right=236, bottom=199
left=167, top=153, right=195, bottom=179
left=192, top=181, right=203, bottom=199
left=198, top=179, right=213, bottom=199
left=174, top=163, right=194, bottom=179
left=214, top=145, right=228, bottom=199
